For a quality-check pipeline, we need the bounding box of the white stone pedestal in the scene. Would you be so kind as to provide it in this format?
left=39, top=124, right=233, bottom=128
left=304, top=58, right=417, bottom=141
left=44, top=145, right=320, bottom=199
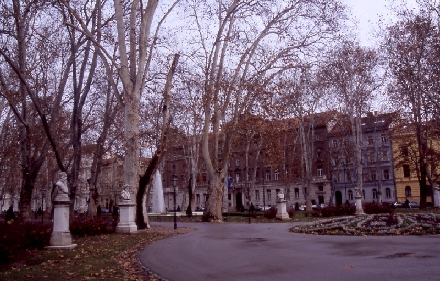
left=276, top=200, right=289, bottom=220
left=434, top=188, right=440, bottom=208
left=116, top=201, right=137, bottom=234
left=355, top=195, right=365, bottom=216
left=46, top=195, right=77, bottom=250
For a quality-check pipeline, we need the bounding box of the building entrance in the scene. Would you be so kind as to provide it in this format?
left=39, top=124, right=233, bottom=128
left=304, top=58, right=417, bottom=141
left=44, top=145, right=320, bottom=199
left=335, top=191, right=343, bottom=206
left=236, top=192, right=243, bottom=210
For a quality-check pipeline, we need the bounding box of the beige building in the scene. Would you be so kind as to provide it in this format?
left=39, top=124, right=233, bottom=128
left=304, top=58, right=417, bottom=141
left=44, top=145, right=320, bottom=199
left=392, top=124, right=440, bottom=204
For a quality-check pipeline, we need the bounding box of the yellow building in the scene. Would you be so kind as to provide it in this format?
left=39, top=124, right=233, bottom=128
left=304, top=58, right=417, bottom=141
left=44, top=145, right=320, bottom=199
left=392, top=124, right=440, bottom=204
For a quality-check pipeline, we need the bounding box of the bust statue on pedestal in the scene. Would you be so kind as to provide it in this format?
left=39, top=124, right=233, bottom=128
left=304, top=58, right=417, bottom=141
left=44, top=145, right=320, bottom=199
left=116, top=184, right=137, bottom=233
left=120, top=184, right=131, bottom=201
left=276, top=188, right=289, bottom=220
left=277, top=189, right=285, bottom=202
left=46, top=171, right=76, bottom=250
left=55, top=172, right=69, bottom=199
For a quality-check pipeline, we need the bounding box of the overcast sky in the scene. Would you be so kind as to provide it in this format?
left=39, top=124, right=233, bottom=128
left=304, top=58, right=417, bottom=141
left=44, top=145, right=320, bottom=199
left=342, top=0, right=418, bottom=46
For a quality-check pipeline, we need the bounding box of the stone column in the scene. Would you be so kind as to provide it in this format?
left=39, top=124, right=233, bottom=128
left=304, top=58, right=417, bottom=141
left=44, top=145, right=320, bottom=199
left=355, top=187, right=365, bottom=215
left=46, top=193, right=77, bottom=250
left=116, top=184, right=137, bottom=234
left=276, top=190, right=289, bottom=220
left=434, top=187, right=440, bottom=208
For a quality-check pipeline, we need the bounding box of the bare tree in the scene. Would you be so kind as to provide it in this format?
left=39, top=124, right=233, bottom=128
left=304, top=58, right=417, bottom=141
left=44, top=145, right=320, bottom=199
left=60, top=0, right=181, bottom=228
left=180, top=0, right=346, bottom=221
left=384, top=11, right=440, bottom=207
left=276, top=68, right=323, bottom=212
left=320, top=41, right=380, bottom=214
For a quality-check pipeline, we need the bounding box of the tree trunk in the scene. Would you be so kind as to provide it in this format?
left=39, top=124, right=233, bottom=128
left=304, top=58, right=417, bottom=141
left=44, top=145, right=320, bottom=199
left=136, top=54, right=179, bottom=229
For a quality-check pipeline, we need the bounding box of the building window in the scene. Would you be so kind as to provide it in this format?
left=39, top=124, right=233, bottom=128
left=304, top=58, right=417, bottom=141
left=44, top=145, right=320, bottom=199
left=267, top=189, right=271, bottom=201
left=348, top=190, right=353, bottom=200
left=401, top=146, right=409, bottom=157
left=372, top=188, right=378, bottom=199
left=371, top=170, right=377, bottom=181
left=196, top=194, right=200, bottom=203
left=381, top=134, right=387, bottom=143
left=382, top=151, right=388, bottom=161
left=368, top=135, right=374, bottom=145
left=294, top=188, right=299, bottom=199
left=403, top=165, right=410, bottom=178
left=386, top=188, right=391, bottom=198
left=368, top=152, right=375, bottom=162
left=405, top=186, right=411, bottom=197
left=383, top=169, right=390, bottom=180
left=265, top=169, right=271, bottom=181
left=235, top=173, right=240, bottom=183
left=203, top=193, right=207, bottom=202
left=274, top=170, right=279, bottom=181
left=236, top=158, right=240, bottom=167
left=318, top=185, right=323, bottom=192
left=316, top=167, right=322, bottom=177
left=332, top=140, right=338, bottom=148
left=255, top=190, right=260, bottom=201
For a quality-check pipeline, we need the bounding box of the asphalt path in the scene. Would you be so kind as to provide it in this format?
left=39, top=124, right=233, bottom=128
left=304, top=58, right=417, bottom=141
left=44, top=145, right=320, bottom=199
left=140, top=222, right=440, bottom=281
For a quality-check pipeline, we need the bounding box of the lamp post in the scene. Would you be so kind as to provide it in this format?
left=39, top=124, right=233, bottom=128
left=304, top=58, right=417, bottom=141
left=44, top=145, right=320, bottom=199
left=247, top=182, right=251, bottom=224
left=172, top=174, right=178, bottom=230
left=41, top=188, right=46, bottom=223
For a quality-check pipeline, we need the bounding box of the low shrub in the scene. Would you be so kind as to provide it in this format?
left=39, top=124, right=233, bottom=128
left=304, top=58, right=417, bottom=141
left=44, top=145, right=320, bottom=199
left=0, top=221, right=52, bottom=265
left=320, top=205, right=356, bottom=217
left=364, top=202, right=394, bottom=214
left=70, top=216, right=115, bottom=237
left=263, top=207, right=277, bottom=219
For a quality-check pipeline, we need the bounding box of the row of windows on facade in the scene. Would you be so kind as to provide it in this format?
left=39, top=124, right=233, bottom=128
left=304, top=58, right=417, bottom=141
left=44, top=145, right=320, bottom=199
left=229, top=151, right=390, bottom=169
left=331, top=134, right=388, bottom=147
left=228, top=168, right=392, bottom=184
left=216, top=134, right=388, bottom=156
left=193, top=186, right=395, bottom=203
left=171, top=166, right=395, bottom=185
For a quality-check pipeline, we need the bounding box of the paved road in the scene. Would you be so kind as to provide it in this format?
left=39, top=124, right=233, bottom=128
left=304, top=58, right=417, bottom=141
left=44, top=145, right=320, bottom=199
left=140, top=222, right=440, bottom=281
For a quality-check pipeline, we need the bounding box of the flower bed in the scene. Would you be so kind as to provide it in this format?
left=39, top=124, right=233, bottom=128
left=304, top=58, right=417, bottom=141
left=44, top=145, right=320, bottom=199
left=290, top=213, right=440, bottom=236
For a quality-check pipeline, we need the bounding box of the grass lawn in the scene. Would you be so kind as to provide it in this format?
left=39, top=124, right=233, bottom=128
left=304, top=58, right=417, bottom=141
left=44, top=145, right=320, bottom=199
left=0, top=226, right=192, bottom=281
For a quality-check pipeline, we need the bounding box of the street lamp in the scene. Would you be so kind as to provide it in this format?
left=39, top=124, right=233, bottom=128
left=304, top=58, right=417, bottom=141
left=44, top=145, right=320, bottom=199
left=247, top=182, right=251, bottom=224
left=41, top=187, right=46, bottom=223
left=172, top=174, right=178, bottom=230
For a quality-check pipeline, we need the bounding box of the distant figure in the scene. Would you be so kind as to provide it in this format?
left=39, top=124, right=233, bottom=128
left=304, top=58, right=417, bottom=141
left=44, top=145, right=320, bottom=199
left=112, top=205, right=119, bottom=217
left=37, top=207, right=42, bottom=216
left=250, top=203, right=255, bottom=213
left=177, top=205, right=181, bottom=212
left=55, top=172, right=69, bottom=196
left=97, top=205, right=102, bottom=216
left=345, top=200, right=350, bottom=206
left=295, top=202, right=300, bottom=211
left=120, top=184, right=131, bottom=200
left=5, top=206, right=14, bottom=222
left=404, top=199, right=410, bottom=208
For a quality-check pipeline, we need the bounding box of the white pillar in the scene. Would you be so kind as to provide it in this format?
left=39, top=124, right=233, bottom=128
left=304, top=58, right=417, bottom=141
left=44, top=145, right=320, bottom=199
left=46, top=194, right=77, bottom=250
left=353, top=186, right=364, bottom=215
left=116, top=201, right=137, bottom=233
left=116, top=185, right=137, bottom=234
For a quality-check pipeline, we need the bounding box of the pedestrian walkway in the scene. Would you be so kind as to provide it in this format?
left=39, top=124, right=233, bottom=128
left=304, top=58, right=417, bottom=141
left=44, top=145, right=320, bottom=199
left=139, top=222, right=440, bottom=281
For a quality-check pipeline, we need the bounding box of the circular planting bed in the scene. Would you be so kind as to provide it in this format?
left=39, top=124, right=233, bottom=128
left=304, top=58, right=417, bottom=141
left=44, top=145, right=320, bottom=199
left=290, top=213, right=440, bottom=235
